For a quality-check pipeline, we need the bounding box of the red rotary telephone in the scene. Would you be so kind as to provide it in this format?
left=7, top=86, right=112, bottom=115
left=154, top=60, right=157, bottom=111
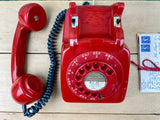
left=11, top=2, right=130, bottom=117
left=61, top=2, right=130, bottom=103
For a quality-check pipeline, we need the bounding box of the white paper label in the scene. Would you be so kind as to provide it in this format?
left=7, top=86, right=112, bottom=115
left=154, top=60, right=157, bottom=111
left=138, top=33, right=160, bottom=92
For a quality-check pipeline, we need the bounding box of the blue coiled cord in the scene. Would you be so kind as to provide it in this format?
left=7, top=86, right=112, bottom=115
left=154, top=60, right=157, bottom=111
left=82, top=1, right=90, bottom=6
left=22, top=9, right=67, bottom=118
left=22, top=1, right=90, bottom=117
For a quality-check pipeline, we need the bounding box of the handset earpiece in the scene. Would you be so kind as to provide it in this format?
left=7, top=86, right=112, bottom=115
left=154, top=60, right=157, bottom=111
left=11, top=3, right=46, bottom=105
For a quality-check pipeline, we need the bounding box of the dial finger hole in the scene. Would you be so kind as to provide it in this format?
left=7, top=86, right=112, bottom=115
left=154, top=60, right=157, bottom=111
left=85, top=64, right=91, bottom=70
left=93, top=62, right=99, bottom=69
left=101, top=64, right=107, bottom=71
left=84, top=91, right=90, bottom=96
left=76, top=82, right=81, bottom=87
left=76, top=74, right=81, bottom=80
left=106, top=69, right=113, bottom=75
left=79, top=87, right=84, bottom=92
left=79, top=68, right=85, bottom=74
left=91, top=93, right=97, bottom=97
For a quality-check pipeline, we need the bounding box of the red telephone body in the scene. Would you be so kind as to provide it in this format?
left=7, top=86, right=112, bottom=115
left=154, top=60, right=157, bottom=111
left=61, top=2, right=130, bottom=103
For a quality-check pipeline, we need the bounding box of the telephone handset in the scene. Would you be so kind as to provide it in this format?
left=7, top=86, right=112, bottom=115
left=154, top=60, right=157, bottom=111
left=11, top=3, right=46, bottom=105
left=11, top=3, right=66, bottom=117
left=11, top=3, right=51, bottom=117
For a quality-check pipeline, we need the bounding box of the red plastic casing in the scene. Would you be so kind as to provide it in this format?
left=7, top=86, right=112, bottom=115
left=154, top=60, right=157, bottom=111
left=11, top=3, right=46, bottom=105
left=61, top=2, right=130, bottom=103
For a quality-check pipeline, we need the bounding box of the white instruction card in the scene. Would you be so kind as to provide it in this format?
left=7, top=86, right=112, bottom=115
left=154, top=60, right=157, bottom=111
left=138, top=33, right=160, bottom=92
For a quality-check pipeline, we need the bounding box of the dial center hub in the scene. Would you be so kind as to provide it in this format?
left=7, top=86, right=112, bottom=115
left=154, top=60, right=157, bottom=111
left=84, top=72, right=107, bottom=91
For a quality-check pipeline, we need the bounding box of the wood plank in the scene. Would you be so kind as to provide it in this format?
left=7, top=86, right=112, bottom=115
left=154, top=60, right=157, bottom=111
left=1, top=113, right=160, bottom=120
left=1, top=1, right=160, bottom=54
left=1, top=54, right=160, bottom=114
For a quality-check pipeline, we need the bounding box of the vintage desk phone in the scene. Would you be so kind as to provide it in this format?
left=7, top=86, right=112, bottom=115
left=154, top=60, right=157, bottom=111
left=11, top=2, right=130, bottom=117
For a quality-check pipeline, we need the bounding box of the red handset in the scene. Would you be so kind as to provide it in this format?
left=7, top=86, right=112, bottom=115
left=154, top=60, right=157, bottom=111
left=11, top=3, right=46, bottom=105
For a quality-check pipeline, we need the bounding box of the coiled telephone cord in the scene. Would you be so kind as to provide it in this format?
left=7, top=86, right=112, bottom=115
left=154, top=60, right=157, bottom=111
left=22, top=9, right=67, bottom=118
left=22, top=1, right=90, bottom=117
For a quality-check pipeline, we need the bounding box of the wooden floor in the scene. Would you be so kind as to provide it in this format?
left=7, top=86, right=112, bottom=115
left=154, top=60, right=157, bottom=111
left=1, top=1, right=160, bottom=120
